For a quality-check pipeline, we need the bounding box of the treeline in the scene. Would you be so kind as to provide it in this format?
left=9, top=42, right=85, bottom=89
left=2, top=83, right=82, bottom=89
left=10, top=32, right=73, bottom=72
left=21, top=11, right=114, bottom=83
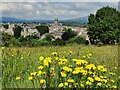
left=1, top=31, right=88, bottom=47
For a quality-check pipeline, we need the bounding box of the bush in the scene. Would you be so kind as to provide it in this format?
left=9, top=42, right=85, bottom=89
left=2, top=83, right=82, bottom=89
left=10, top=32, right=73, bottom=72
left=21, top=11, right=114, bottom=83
left=67, top=37, right=86, bottom=44
left=62, top=28, right=77, bottom=41
left=38, top=40, right=50, bottom=46
left=52, top=38, right=66, bottom=46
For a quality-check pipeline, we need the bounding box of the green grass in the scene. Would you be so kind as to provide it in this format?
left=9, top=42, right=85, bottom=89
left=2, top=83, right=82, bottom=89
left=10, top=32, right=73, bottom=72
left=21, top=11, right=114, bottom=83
left=2, top=44, right=120, bottom=88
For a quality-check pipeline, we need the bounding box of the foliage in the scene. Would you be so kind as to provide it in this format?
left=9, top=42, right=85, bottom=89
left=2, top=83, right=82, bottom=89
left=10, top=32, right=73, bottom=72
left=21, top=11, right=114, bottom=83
left=35, top=25, right=49, bottom=36
left=62, top=22, right=87, bottom=27
left=88, top=6, right=120, bottom=45
left=67, top=37, right=87, bottom=44
left=62, top=28, right=77, bottom=41
left=52, top=38, right=66, bottom=46
left=2, top=24, right=8, bottom=29
left=14, top=25, right=23, bottom=38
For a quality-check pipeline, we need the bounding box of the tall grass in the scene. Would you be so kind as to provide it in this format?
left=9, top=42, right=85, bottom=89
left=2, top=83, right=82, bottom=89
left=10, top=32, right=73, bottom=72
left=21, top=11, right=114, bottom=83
left=1, top=45, right=119, bottom=88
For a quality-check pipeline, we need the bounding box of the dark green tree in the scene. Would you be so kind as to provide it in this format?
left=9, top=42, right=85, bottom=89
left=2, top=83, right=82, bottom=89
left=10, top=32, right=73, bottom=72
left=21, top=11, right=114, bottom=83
left=35, top=26, right=49, bottom=36
left=62, top=28, right=77, bottom=41
left=88, top=6, right=120, bottom=44
left=14, top=25, right=23, bottom=38
left=2, top=24, right=8, bottom=29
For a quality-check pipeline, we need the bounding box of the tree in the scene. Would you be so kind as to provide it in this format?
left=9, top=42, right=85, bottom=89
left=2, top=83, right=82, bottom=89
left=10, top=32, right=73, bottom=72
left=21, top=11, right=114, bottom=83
left=62, top=28, right=77, bottom=41
left=88, top=6, right=120, bottom=45
left=35, top=26, right=49, bottom=36
left=14, top=25, right=23, bottom=38
left=2, top=24, right=8, bottom=29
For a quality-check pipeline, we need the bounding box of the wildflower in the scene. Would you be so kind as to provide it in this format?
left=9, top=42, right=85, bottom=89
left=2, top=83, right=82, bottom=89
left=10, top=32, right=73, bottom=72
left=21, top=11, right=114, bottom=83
left=86, top=64, right=96, bottom=70
left=101, top=68, right=107, bottom=72
left=67, top=79, right=74, bottom=83
left=88, top=53, right=92, bottom=57
left=97, top=65, right=104, bottom=70
left=69, top=50, right=73, bottom=54
left=72, top=70, right=79, bottom=74
left=16, top=77, right=20, bottom=80
left=83, top=56, right=86, bottom=58
left=112, top=85, right=117, bottom=88
left=39, top=56, right=44, bottom=61
left=37, top=70, right=42, bottom=76
left=110, top=80, right=115, bottom=83
left=2, top=47, right=5, bottom=50
left=97, top=83, right=102, bottom=87
left=86, top=81, right=92, bottom=85
left=64, top=82, right=68, bottom=86
left=55, top=57, right=59, bottom=60
left=88, top=77, right=94, bottom=82
left=38, top=66, right=43, bottom=70
left=28, top=76, right=33, bottom=80
left=40, top=79, right=46, bottom=84
left=58, top=83, right=64, bottom=88
left=100, top=76, right=104, bottom=79
left=60, top=72, right=66, bottom=77
left=52, top=52, right=58, bottom=56
left=62, top=66, right=72, bottom=72
left=50, top=67, right=54, bottom=71
left=80, top=84, right=84, bottom=87
left=30, top=72, right=37, bottom=76
left=101, top=79, right=107, bottom=83
left=95, top=76, right=101, bottom=81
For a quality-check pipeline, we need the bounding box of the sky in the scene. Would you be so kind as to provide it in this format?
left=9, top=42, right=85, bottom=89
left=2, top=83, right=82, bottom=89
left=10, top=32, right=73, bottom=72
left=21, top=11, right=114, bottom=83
left=0, top=2, right=119, bottom=20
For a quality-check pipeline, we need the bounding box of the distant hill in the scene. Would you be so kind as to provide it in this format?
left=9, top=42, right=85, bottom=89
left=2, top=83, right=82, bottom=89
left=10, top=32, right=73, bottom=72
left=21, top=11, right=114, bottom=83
left=0, top=17, right=54, bottom=23
left=60, top=16, right=88, bottom=23
left=0, top=16, right=88, bottom=23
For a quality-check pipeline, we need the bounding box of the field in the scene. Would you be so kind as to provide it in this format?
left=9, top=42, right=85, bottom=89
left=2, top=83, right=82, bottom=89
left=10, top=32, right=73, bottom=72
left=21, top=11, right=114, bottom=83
left=1, top=45, right=120, bottom=88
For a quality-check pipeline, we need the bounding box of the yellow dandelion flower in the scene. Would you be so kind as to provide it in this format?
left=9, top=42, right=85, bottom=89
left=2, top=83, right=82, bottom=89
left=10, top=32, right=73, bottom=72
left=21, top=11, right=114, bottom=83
left=112, top=85, right=117, bottom=88
left=38, top=66, right=43, bottom=70
left=88, top=53, right=92, bottom=57
left=101, top=79, right=107, bottom=83
left=28, top=76, right=33, bottom=80
left=86, top=81, right=92, bottom=85
left=110, top=80, right=115, bottom=83
left=97, top=83, right=102, bottom=86
left=80, top=84, right=84, bottom=87
left=95, top=76, right=101, bottom=81
left=62, top=66, right=72, bottom=72
left=16, top=76, right=20, bottom=80
left=86, top=64, right=96, bottom=70
left=37, top=70, right=42, bottom=76
left=67, top=79, right=74, bottom=83
left=55, top=57, right=59, bottom=60
left=64, top=82, right=68, bottom=86
left=83, top=56, right=86, bottom=58
left=2, top=47, right=5, bottom=50
left=40, top=79, right=46, bottom=84
left=97, top=65, right=104, bottom=70
left=60, top=72, right=66, bottom=77
left=88, top=77, right=94, bottom=82
left=58, top=83, right=64, bottom=88
left=30, top=72, right=37, bottom=76
left=39, top=56, right=44, bottom=61
left=52, top=52, right=58, bottom=56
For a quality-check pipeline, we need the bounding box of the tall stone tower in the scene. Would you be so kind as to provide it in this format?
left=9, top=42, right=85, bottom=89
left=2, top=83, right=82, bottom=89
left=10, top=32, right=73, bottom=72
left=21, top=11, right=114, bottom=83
left=8, top=23, right=15, bottom=35
left=54, top=18, right=58, bottom=25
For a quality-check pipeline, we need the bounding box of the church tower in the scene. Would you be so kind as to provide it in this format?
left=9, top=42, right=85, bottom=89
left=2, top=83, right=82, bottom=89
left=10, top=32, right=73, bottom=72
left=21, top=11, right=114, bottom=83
left=54, top=18, right=58, bottom=25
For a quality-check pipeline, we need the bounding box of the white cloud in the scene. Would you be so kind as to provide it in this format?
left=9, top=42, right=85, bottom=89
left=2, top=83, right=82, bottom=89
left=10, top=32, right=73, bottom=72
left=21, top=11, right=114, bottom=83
left=1, top=2, right=118, bottom=20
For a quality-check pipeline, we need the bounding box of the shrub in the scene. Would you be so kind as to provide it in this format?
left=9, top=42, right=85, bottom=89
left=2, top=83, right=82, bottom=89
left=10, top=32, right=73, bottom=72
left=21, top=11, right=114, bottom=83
left=67, top=37, right=86, bottom=44
left=52, top=38, right=66, bottom=46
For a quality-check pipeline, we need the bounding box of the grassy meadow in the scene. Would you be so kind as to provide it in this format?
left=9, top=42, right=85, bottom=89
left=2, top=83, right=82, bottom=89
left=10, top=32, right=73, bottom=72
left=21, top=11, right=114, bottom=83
left=1, top=44, right=120, bottom=88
